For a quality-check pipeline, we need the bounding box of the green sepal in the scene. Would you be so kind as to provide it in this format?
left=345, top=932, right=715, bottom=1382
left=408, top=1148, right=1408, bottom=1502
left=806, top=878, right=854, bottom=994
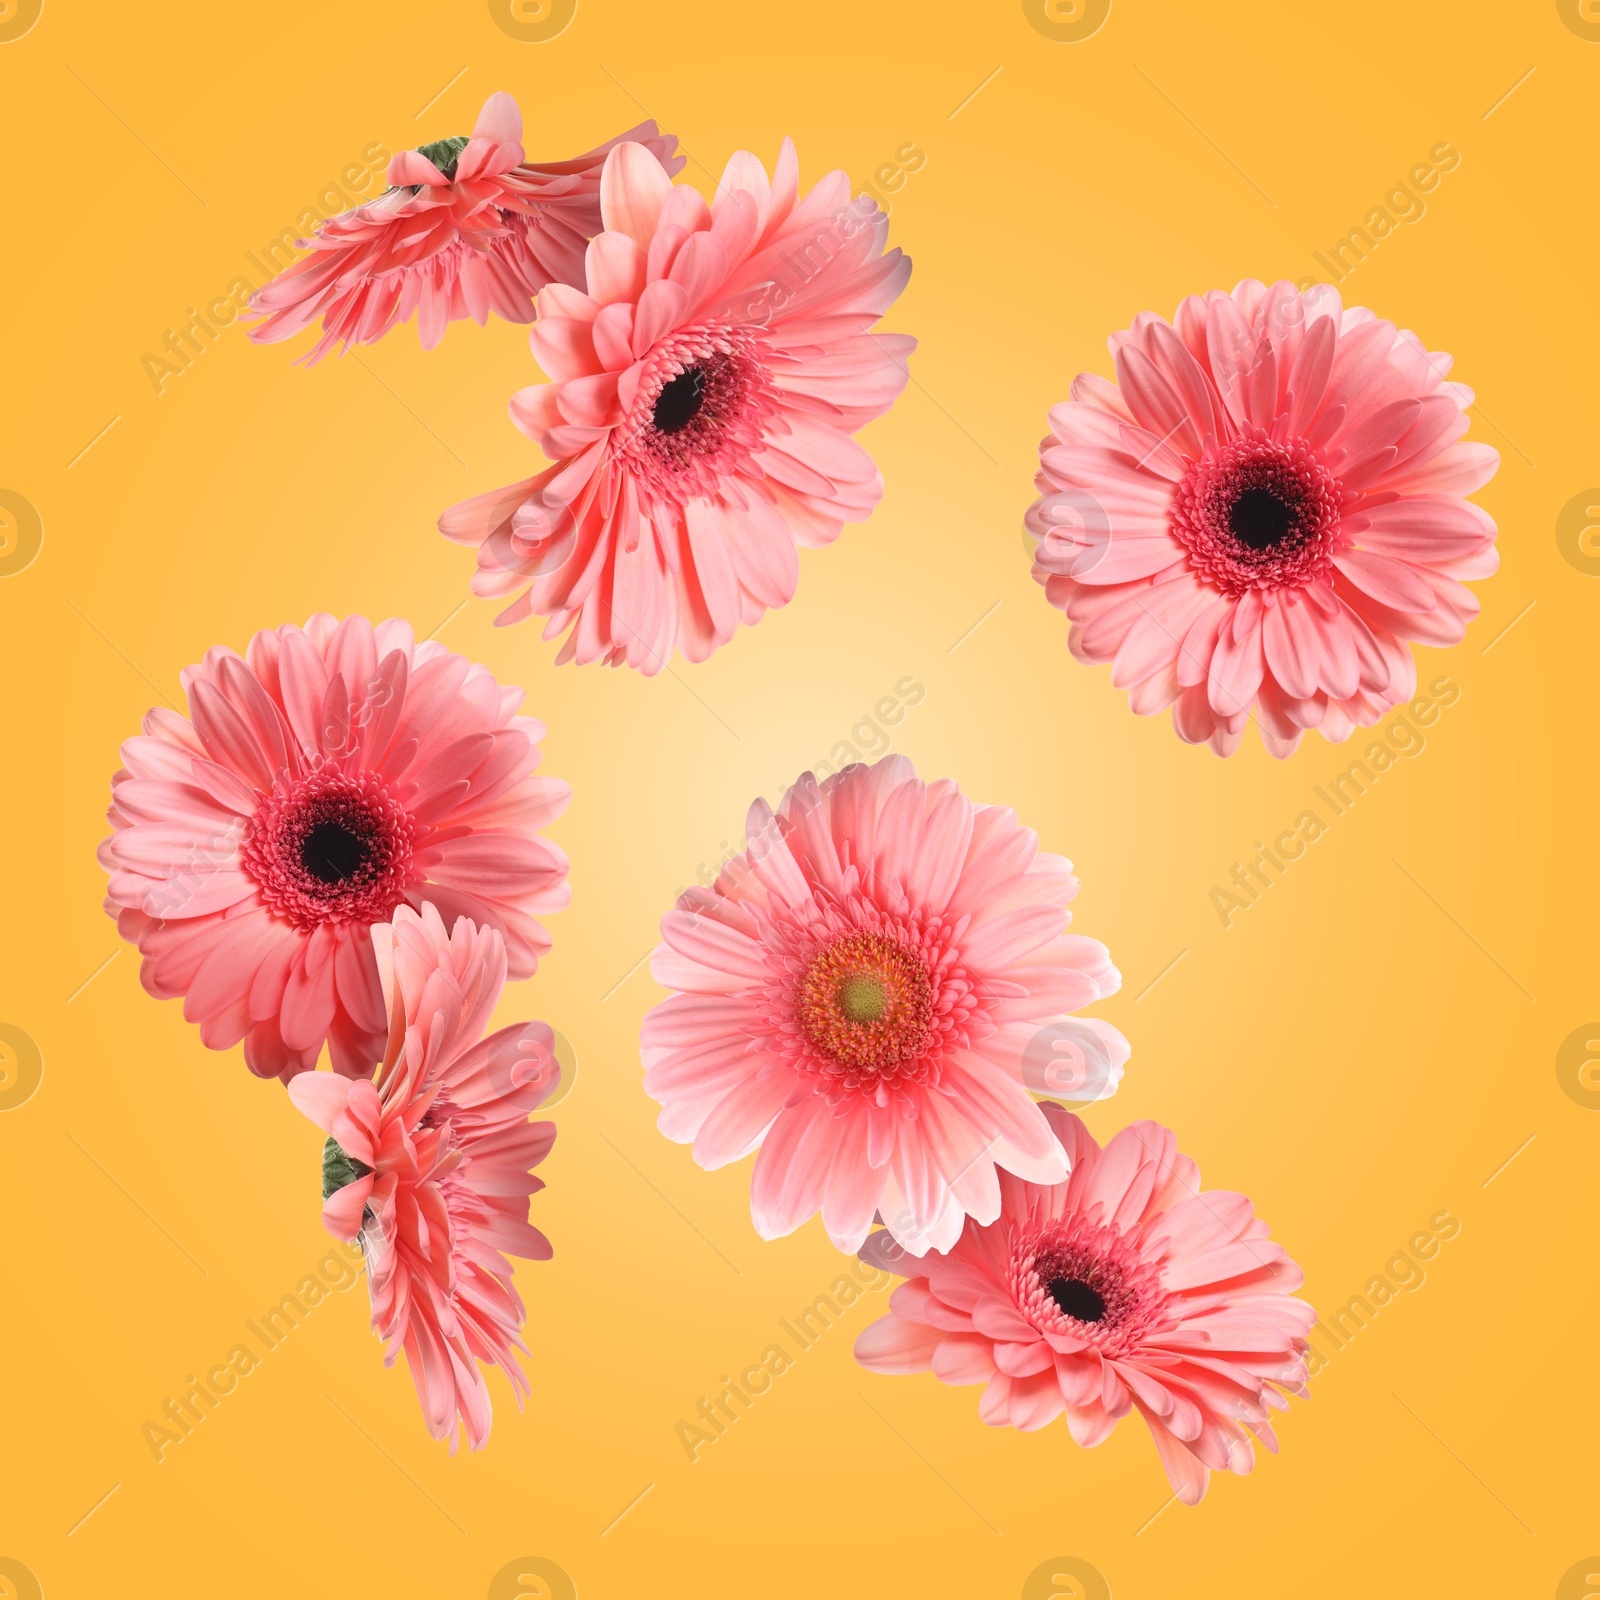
left=413, top=135, right=471, bottom=182
left=322, top=1135, right=372, bottom=1201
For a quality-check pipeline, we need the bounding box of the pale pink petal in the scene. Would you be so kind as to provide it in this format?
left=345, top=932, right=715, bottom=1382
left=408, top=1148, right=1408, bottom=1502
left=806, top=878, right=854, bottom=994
left=249, top=108, right=682, bottom=362
left=643, top=757, right=1121, bottom=1259
left=1028, top=278, right=1496, bottom=756
left=101, top=616, right=567, bottom=1082
left=285, top=904, right=558, bottom=1452
left=441, top=139, right=912, bottom=669
left=850, top=1107, right=1312, bottom=1505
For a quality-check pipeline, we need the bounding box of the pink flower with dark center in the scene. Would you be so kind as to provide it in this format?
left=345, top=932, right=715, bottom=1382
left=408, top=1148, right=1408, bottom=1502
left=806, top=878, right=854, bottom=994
left=248, top=92, right=682, bottom=363
left=99, top=614, right=569, bottom=1081
left=856, top=1105, right=1314, bottom=1505
left=242, top=769, right=418, bottom=930
left=289, top=904, right=560, bottom=1453
left=641, top=757, right=1129, bottom=1256
left=1025, top=279, right=1499, bottom=756
left=440, top=138, right=914, bottom=671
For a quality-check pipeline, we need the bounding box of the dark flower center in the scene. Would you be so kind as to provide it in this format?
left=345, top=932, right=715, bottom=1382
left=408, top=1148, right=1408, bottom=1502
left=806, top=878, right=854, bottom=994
left=301, top=820, right=370, bottom=885
left=1169, top=434, right=1343, bottom=597
left=620, top=329, right=776, bottom=504
left=243, top=769, right=418, bottom=931
left=652, top=366, right=707, bottom=435
left=1228, top=486, right=1295, bottom=550
left=1047, top=1277, right=1107, bottom=1322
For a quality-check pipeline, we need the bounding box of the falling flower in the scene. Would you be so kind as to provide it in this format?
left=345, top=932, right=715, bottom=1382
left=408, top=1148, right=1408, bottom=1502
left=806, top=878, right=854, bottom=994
left=856, top=1104, right=1314, bottom=1504
left=99, top=613, right=569, bottom=1080
left=289, top=903, right=559, bottom=1452
left=440, top=138, right=914, bottom=670
left=248, top=92, right=683, bottom=362
left=1025, top=279, right=1498, bottom=756
left=640, top=756, right=1128, bottom=1256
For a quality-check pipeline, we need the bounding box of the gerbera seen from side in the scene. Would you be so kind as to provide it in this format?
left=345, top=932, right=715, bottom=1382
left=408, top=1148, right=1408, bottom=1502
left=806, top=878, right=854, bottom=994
left=99, top=613, right=569, bottom=1081
left=1025, top=279, right=1499, bottom=756
left=641, top=757, right=1129, bottom=1256
left=248, top=92, right=683, bottom=363
left=441, top=138, right=914, bottom=671
left=290, top=903, right=560, bottom=1452
left=856, top=1104, right=1314, bottom=1504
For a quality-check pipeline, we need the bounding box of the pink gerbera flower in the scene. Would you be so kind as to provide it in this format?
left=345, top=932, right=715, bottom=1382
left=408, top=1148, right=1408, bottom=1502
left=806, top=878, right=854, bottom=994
left=856, top=1104, right=1314, bottom=1505
left=641, top=757, right=1129, bottom=1256
left=248, top=92, right=683, bottom=363
left=289, top=903, right=559, bottom=1452
left=439, top=138, right=914, bottom=671
left=1025, top=279, right=1499, bottom=756
left=99, top=614, right=569, bottom=1081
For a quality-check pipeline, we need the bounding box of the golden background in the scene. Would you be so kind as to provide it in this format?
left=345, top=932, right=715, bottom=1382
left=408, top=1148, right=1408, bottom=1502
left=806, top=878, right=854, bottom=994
left=2, top=0, right=1595, bottom=1594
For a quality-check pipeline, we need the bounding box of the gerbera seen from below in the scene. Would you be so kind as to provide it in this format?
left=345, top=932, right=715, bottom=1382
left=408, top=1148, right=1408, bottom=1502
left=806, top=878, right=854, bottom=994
left=641, top=757, right=1128, bottom=1256
left=441, top=138, right=914, bottom=671
left=248, top=92, right=683, bottom=362
left=856, top=1104, right=1314, bottom=1505
left=1025, top=279, right=1499, bottom=756
left=99, top=613, right=569, bottom=1081
left=289, top=903, right=560, bottom=1452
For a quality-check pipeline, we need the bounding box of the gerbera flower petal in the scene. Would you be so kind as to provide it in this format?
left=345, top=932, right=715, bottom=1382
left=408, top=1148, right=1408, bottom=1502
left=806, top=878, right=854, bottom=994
left=855, top=1104, right=1314, bottom=1504
left=101, top=615, right=569, bottom=1081
left=248, top=96, right=683, bottom=363
left=292, top=903, right=560, bottom=1452
left=1027, top=279, right=1498, bottom=755
left=641, top=758, right=1126, bottom=1255
left=442, top=139, right=914, bottom=670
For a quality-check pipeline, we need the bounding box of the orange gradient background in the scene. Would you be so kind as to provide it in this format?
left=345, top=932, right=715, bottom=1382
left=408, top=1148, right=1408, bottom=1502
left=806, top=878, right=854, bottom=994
left=1, top=1, right=1595, bottom=1596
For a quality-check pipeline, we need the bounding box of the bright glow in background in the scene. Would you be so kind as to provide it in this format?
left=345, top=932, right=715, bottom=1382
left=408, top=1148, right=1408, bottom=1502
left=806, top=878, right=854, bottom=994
left=2, top=2, right=1595, bottom=1595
